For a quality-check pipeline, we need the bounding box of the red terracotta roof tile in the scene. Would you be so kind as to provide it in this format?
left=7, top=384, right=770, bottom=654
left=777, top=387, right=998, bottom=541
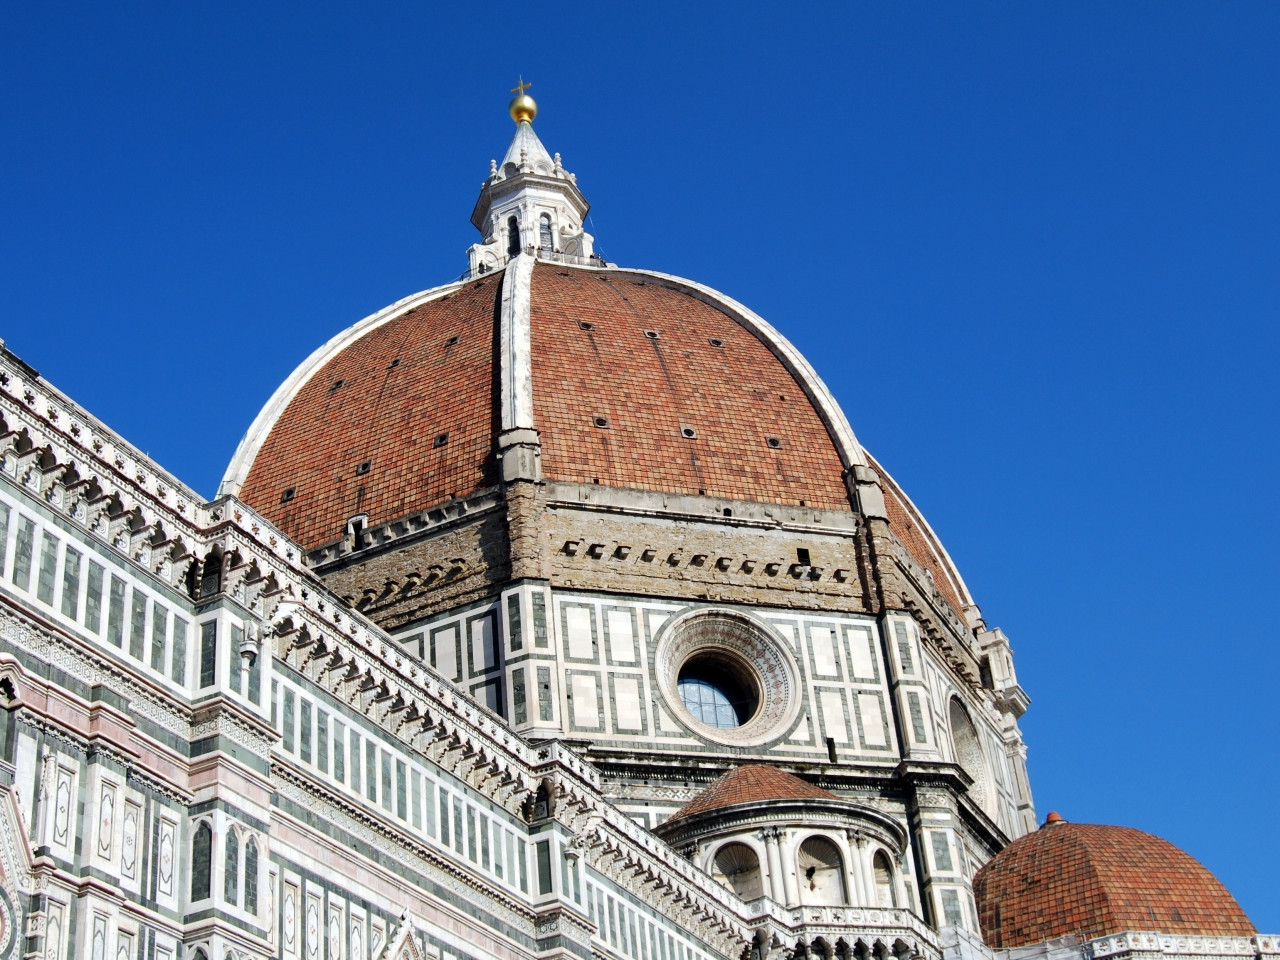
left=974, top=820, right=1255, bottom=946
left=240, top=278, right=502, bottom=548
left=529, top=267, right=851, bottom=509
left=666, top=765, right=836, bottom=823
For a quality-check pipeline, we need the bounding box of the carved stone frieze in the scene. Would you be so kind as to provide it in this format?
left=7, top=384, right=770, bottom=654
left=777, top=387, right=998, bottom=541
left=0, top=604, right=191, bottom=744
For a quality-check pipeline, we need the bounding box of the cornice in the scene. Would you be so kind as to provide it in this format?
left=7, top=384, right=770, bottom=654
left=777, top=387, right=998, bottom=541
left=652, top=797, right=909, bottom=855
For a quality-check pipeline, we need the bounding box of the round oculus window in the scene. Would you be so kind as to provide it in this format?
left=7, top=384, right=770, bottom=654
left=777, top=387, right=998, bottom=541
left=678, top=653, right=758, bottom=729
left=655, top=610, right=800, bottom=746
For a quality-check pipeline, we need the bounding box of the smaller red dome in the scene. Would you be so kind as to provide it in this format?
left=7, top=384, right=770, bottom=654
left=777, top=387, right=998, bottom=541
left=666, top=766, right=835, bottom=823
left=974, top=819, right=1254, bottom=946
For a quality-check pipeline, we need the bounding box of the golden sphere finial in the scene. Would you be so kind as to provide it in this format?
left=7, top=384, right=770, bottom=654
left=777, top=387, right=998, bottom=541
left=509, top=77, right=537, bottom=124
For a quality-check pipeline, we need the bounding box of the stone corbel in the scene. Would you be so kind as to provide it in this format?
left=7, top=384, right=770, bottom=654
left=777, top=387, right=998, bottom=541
left=847, top=465, right=887, bottom=520
left=498, top=428, right=542, bottom=483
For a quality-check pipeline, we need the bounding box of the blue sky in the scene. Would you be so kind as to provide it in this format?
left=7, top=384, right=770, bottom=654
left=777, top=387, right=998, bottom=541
left=4, top=1, right=1277, bottom=928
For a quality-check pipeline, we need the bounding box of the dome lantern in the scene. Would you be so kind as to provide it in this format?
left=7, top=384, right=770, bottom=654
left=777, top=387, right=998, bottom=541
left=467, top=85, right=597, bottom=277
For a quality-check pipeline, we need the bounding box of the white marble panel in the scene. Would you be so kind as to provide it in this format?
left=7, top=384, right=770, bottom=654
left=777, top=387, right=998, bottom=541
left=811, top=625, right=838, bottom=675
left=818, top=690, right=849, bottom=743
left=571, top=674, right=600, bottom=728
left=566, top=606, right=594, bottom=659
left=614, top=676, right=642, bottom=730
left=470, top=616, right=496, bottom=672
left=606, top=609, right=635, bottom=662
left=859, top=693, right=888, bottom=747
left=847, top=626, right=876, bottom=680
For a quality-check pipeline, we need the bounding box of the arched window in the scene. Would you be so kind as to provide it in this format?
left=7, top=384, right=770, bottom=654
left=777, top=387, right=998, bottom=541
left=872, top=850, right=897, bottom=907
left=797, top=836, right=846, bottom=906
left=224, top=830, right=239, bottom=905
left=539, top=214, right=553, bottom=252
left=198, top=549, right=222, bottom=598
left=710, top=842, right=763, bottom=899
left=948, top=698, right=990, bottom=808
left=191, top=821, right=212, bottom=901
left=507, top=217, right=521, bottom=257
left=244, top=837, right=260, bottom=913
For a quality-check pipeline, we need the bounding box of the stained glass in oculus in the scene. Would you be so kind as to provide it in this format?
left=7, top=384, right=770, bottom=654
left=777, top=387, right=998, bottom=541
left=678, top=678, right=742, bottom=729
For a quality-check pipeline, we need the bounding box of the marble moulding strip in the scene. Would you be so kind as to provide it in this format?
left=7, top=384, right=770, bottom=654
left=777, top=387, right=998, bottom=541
left=655, top=800, right=909, bottom=859
left=499, top=253, right=536, bottom=433
left=1086, top=933, right=1267, bottom=960
left=749, top=900, right=938, bottom=959
left=217, top=278, right=471, bottom=499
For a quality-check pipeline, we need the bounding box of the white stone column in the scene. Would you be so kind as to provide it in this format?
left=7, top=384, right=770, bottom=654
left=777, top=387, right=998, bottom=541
left=862, top=843, right=880, bottom=906
left=763, top=828, right=787, bottom=904
left=844, top=831, right=867, bottom=906
left=779, top=830, right=800, bottom=907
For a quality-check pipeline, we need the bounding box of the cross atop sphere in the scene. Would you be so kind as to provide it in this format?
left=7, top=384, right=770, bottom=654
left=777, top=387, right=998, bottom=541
left=511, top=77, right=532, bottom=96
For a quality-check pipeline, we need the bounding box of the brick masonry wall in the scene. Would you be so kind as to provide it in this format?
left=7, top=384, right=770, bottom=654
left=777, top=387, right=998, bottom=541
left=541, top=506, right=871, bottom=613
left=320, top=509, right=511, bottom=631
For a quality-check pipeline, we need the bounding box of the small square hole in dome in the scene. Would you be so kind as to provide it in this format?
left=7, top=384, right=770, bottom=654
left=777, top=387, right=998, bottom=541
left=280, top=486, right=296, bottom=504
left=766, top=436, right=783, bottom=449
left=593, top=416, right=610, bottom=429
left=355, top=460, right=371, bottom=476
left=579, top=321, right=595, bottom=331
left=330, top=379, right=345, bottom=391
left=644, top=330, right=661, bottom=340
left=445, top=335, right=460, bottom=347
left=681, top=426, right=697, bottom=439
left=708, top=337, right=725, bottom=348
left=433, top=432, right=450, bottom=448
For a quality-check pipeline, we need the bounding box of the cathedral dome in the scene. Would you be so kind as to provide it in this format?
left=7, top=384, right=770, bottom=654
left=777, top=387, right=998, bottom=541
left=973, top=816, right=1255, bottom=945
left=218, top=103, right=975, bottom=622
left=223, top=263, right=858, bottom=548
